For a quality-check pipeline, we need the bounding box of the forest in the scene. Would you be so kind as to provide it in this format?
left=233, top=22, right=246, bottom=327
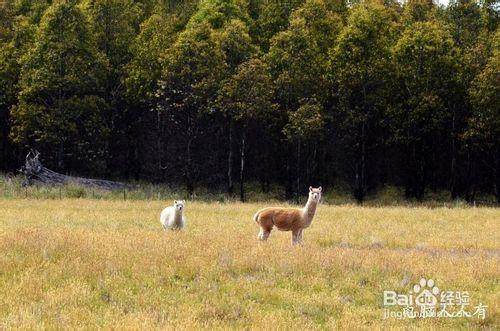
left=0, top=0, right=498, bottom=202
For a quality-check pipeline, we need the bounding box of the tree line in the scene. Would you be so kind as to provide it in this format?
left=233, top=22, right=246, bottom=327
left=0, top=0, right=498, bottom=202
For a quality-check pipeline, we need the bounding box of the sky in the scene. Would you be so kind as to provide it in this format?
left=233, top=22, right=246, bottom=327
left=435, top=0, right=451, bottom=6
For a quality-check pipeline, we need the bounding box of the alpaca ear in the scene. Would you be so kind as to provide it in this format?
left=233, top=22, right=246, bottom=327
left=318, top=186, right=322, bottom=192
left=174, top=200, right=177, bottom=204
left=309, top=186, right=313, bottom=192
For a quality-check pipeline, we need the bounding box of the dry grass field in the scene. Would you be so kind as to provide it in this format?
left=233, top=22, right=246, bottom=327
left=0, top=198, right=498, bottom=329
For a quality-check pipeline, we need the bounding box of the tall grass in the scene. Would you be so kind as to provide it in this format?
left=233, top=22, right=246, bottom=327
left=0, top=199, right=498, bottom=328
left=0, top=174, right=497, bottom=206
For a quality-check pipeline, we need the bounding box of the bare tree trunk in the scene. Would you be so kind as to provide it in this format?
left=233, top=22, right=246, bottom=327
left=21, top=150, right=126, bottom=189
left=494, top=148, right=499, bottom=204
left=296, top=141, right=300, bottom=201
left=417, top=141, right=426, bottom=200
left=465, top=145, right=476, bottom=203
left=239, top=128, right=246, bottom=202
left=264, top=140, right=270, bottom=193
left=361, top=121, right=366, bottom=200
left=56, top=22, right=65, bottom=172
left=404, top=143, right=412, bottom=198
left=157, top=108, right=163, bottom=173
left=259, top=133, right=269, bottom=193
left=185, top=136, right=194, bottom=198
left=312, top=142, right=317, bottom=184
left=450, top=110, right=457, bottom=199
left=430, top=147, right=437, bottom=192
left=0, top=109, right=9, bottom=170
left=494, top=175, right=499, bottom=203
left=356, top=84, right=368, bottom=203
left=227, top=120, right=233, bottom=194
left=285, top=144, right=292, bottom=200
left=354, top=121, right=366, bottom=203
left=57, top=141, right=64, bottom=170
left=412, top=141, right=419, bottom=199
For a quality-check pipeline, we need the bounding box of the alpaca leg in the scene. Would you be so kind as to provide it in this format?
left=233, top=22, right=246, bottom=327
left=257, top=215, right=273, bottom=241
left=258, top=227, right=268, bottom=241
left=258, top=228, right=264, bottom=240
left=292, top=229, right=301, bottom=245
left=298, top=229, right=304, bottom=244
left=260, top=228, right=271, bottom=241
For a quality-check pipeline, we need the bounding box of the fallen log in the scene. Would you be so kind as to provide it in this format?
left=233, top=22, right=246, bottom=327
left=20, top=150, right=127, bottom=190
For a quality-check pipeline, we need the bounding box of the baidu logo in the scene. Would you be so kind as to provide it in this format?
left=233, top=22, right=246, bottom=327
left=383, top=278, right=488, bottom=320
left=413, top=278, right=440, bottom=307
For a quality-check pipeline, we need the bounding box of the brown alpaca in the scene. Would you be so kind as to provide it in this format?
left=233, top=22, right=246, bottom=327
left=253, top=186, right=322, bottom=245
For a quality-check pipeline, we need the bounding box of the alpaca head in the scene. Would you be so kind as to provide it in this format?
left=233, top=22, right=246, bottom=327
left=173, top=200, right=185, bottom=212
left=308, top=186, right=322, bottom=202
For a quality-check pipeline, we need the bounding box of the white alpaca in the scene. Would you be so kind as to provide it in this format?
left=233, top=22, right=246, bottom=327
left=160, top=200, right=186, bottom=230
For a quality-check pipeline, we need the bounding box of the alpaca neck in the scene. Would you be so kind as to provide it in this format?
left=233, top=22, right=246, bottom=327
left=173, top=210, right=183, bottom=224
left=303, top=199, right=318, bottom=221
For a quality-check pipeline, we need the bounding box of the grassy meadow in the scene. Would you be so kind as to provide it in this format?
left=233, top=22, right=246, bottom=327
left=0, top=198, right=498, bottom=329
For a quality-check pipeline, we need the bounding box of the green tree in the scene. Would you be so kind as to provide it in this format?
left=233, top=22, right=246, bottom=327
left=0, top=0, right=47, bottom=171
left=291, top=0, right=346, bottom=51
left=267, top=0, right=343, bottom=198
left=445, top=0, right=487, bottom=199
left=391, top=21, right=459, bottom=199
left=83, top=0, right=143, bottom=175
left=0, top=1, right=13, bottom=42
left=212, top=18, right=256, bottom=194
left=217, top=58, right=275, bottom=201
left=283, top=99, right=325, bottom=198
left=156, top=0, right=254, bottom=192
left=268, top=0, right=342, bottom=110
left=124, top=13, right=178, bottom=177
left=84, top=0, right=141, bottom=72
left=11, top=0, right=51, bottom=23
left=157, top=21, right=226, bottom=195
left=0, top=42, right=18, bottom=170
left=126, top=13, right=176, bottom=107
left=447, top=0, right=482, bottom=48
left=467, top=31, right=499, bottom=202
left=187, top=0, right=250, bottom=29
left=0, top=2, right=15, bottom=169
left=329, top=1, right=398, bottom=202
left=401, top=0, right=437, bottom=24
left=214, top=18, right=255, bottom=70
left=10, top=1, right=108, bottom=172
left=480, top=0, right=499, bottom=32
left=253, top=0, right=304, bottom=51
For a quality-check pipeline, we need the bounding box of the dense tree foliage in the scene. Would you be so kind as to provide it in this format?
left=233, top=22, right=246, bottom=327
left=0, top=0, right=498, bottom=203
left=10, top=1, right=108, bottom=173
left=329, top=1, right=397, bottom=201
left=218, top=57, right=275, bottom=200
